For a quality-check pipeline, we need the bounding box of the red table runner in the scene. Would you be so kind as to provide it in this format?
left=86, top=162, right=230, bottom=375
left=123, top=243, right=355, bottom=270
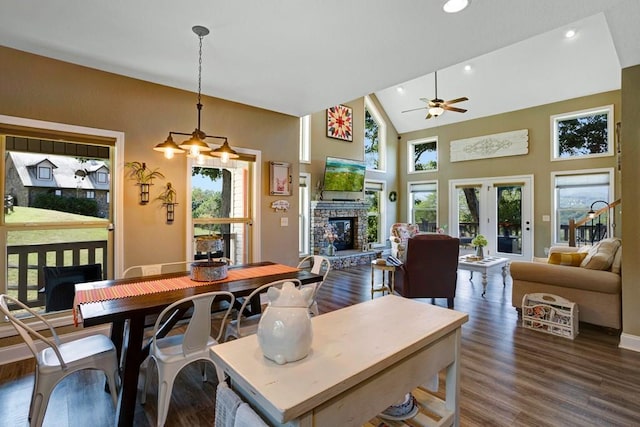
left=76, top=264, right=300, bottom=305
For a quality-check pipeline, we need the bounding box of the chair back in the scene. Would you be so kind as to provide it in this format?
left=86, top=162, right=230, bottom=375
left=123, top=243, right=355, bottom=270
left=0, top=294, right=67, bottom=368
left=152, top=291, right=235, bottom=356
left=236, top=279, right=302, bottom=335
left=389, top=223, right=420, bottom=260
left=297, top=256, right=330, bottom=308
left=42, top=263, right=102, bottom=312
left=396, top=234, right=460, bottom=302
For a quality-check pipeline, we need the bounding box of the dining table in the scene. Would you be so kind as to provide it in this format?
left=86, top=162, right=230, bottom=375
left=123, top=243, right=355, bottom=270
left=74, top=261, right=323, bottom=427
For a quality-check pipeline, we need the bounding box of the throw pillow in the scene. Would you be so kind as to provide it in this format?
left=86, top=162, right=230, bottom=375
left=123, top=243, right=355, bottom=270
left=548, top=252, right=587, bottom=267
left=580, top=238, right=622, bottom=271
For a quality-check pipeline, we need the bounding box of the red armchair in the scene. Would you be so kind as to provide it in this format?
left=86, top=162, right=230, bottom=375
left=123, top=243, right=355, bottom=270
left=394, top=234, right=460, bottom=308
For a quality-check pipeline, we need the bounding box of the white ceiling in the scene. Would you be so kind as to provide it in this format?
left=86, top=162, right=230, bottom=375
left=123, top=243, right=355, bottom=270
left=1, top=1, right=639, bottom=134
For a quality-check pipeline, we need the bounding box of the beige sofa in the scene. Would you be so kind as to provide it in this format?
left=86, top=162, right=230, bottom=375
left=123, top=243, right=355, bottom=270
left=511, top=238, right=622, bottom=329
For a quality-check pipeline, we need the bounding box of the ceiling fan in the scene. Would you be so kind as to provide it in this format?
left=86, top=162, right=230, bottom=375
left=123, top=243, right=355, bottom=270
left=402, top=71, right=469, bottom=119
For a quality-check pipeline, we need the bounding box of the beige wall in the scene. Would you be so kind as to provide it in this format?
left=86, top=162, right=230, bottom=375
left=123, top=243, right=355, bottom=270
left=301, top=95, right=400, bottom=239
left=399, top=91, right=621, bottom=257
left=0, top=45, right=301, bottom=269
left=621, top=65, right=640, bottom=337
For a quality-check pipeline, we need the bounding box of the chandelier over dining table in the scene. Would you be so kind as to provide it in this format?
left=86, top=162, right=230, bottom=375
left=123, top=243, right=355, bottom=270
left=153, top=25, right=239, bottom=163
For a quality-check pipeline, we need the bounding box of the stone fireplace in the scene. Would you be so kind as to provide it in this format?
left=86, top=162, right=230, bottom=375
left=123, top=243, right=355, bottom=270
left=310, top=201, right=368, bottom=255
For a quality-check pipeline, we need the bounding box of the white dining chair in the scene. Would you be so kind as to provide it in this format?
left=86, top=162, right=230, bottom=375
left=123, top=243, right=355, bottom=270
left=141, top=290, right=235, bottom=427
left=0, top=294, right=119, bottom=427
left=224, top=279, right=301, bottom=342
left=297, top=255, right=331, bottom=316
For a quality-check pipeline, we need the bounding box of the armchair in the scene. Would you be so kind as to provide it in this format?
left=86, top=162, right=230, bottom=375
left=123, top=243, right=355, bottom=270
left=394, top=234, right=460, bottom=308
left=389, top=223, right=420, bottom=261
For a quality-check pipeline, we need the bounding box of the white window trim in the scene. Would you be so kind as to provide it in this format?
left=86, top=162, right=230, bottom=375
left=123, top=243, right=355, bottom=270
left=407, top=180, right=438, bottom=226
left=97, top=171, right=108, bottom=183
left=365, top=179, right=386, bottom=246
left=550, top=167, right=614, bottom=245
left=364, top=96, right=386, bottom=172
left=299, top=115, right=311, bottom=164
left=550, top=105, right=614, bottom=161
left=299, top=172, right=311, bottom=256
left=37, top=165, right=52, bottom=180
left=408, top=137, right=438, bottom=174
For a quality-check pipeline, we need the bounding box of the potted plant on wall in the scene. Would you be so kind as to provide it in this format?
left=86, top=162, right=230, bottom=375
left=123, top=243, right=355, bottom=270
left=156, top=182, right=177, bottom=223
left=124, top=161, right=165, bottom=204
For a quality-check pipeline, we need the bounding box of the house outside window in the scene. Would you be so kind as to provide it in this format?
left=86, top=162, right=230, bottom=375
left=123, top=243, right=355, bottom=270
left=365, top=180, right=385, bottom=245
left=364, top=96, right=386, bottom=171
left=552, top=168, right=614, bottom=244
left=408, top=181, right=438, bottom=232
left=551, top=105, right=614, bottom=160
left=37, top=165, right=52, bottom=180
left=408, top=137, right=438, bottom=173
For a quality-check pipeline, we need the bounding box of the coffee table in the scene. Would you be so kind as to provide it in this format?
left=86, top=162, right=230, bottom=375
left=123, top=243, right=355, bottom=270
left=458, top=255, right=510, bottom=297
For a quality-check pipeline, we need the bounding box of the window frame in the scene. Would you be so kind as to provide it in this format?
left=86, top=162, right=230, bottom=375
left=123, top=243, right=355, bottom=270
left=407, top=180, right=438, bottom=229
left=299, top=173, right=311, bottom=256
left=364, top=96, right=386, bottom=172
left=299, top=115, right=311, bottom=164
left=408, top=137, right=438, bottom=173
left=551, top=105, right=614, bottom=161
left=551, top=167, right=614, bottom=245
left=364, top=179, right=386, bottom=246
left=37, top=165, right=52, bottom=180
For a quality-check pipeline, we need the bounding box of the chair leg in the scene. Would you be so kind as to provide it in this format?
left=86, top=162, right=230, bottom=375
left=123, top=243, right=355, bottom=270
left=31, top=373, right=58, bottom=427
left=141, top=357, right=155, bottom=405
left=156, top=364, right=177, bottom=427
left=447, top=297, right=454, bottom=309
left=105, top=361, right=120, bottom=407
left=201, top=361, right=207, bottom=383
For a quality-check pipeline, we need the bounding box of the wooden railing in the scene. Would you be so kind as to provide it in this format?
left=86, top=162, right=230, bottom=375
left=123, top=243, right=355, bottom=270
left=568, top=199, right=621, bottom=247
left=6, top=240, right=107, bottom=309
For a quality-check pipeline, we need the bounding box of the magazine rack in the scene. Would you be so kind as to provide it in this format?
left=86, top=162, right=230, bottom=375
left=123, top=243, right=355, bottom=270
left=522, top=293, right=578, bottom=339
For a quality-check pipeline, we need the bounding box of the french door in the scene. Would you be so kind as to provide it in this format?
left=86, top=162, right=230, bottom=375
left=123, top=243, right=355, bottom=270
left=449, top=175, right=533, bottom=260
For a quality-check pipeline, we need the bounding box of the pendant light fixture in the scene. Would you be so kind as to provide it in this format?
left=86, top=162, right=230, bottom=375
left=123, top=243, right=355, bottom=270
left=154, top=25, right=238, bottom=163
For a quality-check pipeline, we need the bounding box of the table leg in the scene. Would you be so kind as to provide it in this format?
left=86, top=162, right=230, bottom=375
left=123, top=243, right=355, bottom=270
left=481, top=272, right=488, bottom=297
left=370, top=267, right=374, bottom=299
left=115, top=315, right=145, bottom=427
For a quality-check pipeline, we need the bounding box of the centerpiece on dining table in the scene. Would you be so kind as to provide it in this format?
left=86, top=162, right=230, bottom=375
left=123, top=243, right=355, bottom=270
left=191, top=235, right=228, bottom=281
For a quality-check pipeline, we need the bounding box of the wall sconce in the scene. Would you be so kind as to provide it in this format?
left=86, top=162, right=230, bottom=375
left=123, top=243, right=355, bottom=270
left=157, top=182, right=178, bottom=223
left=125, top=161, right=165, bottom=205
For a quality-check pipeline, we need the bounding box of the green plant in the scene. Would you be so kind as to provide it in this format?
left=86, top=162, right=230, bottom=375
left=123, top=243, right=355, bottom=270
left=124, top=161, right=165, bottom=184
left=156, top=182, right=177, bottom=204
left=471, top=234, right=488, bottom=247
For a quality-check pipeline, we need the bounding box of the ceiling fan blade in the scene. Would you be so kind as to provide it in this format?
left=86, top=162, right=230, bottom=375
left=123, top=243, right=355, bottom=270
left=419, top=97, right=431, bottom=104
left=402, top=106, right=428, bottom=113
left=425, top=113, right=433, bottom=119
left=444, top=97, right=469, bottom=105
left=442, top=105, right=467, bottom=113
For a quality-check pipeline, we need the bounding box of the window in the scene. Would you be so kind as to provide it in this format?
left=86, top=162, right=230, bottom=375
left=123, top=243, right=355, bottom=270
left=408, top=181, right=438, bottom=232
left=364, top=96, right=386, bottom=171
left=551, top=105, right=614, bottom=160
left=97, top=171, right=108, bottom=183
left=365, top=180, right=385, bottom=245
left=54, top=189, right=62, bottom=196
left=552, top=169, right=614, bottom=244
left=37, top=165, right=52, bottom=180
left=409, top=137, right=438, bottom=173
left=86, top=190, right=95, bottom=199
left=299, top=173, right=310, bottom=256
left=299, top=115, right=310, bottom=163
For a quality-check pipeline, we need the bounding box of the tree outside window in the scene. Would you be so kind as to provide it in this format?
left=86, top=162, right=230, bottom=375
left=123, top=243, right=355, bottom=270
left=552, top=105, right=613, bottom=160
left=364, top=108, right=380, bottom=170
left=409, top=138, right=437, bottom=172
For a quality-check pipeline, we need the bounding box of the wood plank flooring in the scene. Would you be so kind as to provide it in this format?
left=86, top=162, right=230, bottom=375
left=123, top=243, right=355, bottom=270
left=1, top=265, right=639, bottom=426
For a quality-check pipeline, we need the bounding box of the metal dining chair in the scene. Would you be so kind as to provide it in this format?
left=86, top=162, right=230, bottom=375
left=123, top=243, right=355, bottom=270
left=297, top=255, right=331, bottom=316
left=0, top=294, right=119, bottom=427
left=224, top=279, right=302, bottom=342
left=141, top=290, right=235, bottom=427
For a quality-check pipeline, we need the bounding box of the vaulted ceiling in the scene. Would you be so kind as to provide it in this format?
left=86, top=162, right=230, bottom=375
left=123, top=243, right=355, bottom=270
left=1, top=1, right=638, bottom=134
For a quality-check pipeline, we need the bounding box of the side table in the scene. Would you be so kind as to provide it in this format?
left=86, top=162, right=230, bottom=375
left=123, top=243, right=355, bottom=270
left=370, top=260, right=396, bottom=299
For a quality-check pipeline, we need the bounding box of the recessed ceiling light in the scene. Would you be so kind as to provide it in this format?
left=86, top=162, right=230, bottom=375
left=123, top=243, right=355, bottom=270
left=396, top=86, right=405, bottom=94
left=565, top=29, right=576, bottom=38
left=443, top=0, right=470, bottom=13
left=464, top=64, right=472, bottom=72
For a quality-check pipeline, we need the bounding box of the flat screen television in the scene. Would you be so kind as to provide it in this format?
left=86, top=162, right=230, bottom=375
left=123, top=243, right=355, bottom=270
left=322, top=156, right=366, bottom=192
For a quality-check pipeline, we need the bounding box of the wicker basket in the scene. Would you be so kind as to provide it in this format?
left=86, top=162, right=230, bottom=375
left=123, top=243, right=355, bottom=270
left=190, top=261, right=228, bottom=282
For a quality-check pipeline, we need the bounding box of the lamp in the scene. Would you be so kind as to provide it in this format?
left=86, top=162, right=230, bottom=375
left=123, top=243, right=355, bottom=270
left=429, top=106, right=444, bottom=117
left=154, top=26, right=238, bottom=162
left=588, top=200, right=610, bottom=244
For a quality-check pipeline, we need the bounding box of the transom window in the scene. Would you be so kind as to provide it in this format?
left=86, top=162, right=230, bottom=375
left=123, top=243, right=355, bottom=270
left=551, top=105, right=614, bottom=160
left=408, top=137, right=438, bottom=173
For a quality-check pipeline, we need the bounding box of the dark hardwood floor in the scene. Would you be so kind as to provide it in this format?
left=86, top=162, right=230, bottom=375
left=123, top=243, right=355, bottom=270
left=1, top=265, right=639, bottom=426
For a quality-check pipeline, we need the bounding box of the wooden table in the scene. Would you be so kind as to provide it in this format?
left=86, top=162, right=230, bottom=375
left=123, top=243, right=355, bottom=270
left=457, top=255, right=510, bottom=296
left=370, top=259, right=396, bottom=298
left=210, top=294, right=468, bottom=426
left=75, top=261, right=322, bottom=427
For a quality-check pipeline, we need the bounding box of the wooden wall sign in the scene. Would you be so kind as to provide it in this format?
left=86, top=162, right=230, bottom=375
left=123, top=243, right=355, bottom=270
left=450, top=129, right=528, bottom=162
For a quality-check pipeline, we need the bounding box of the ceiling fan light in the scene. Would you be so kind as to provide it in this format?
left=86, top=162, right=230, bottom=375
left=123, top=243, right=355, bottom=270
left=443, top=0, right=470, bottom=13
left=429, top=106, right=444, bottom=117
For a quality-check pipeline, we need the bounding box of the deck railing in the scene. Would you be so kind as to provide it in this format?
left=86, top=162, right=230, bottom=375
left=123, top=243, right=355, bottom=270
left=6, top=240, right=107, bottom=309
